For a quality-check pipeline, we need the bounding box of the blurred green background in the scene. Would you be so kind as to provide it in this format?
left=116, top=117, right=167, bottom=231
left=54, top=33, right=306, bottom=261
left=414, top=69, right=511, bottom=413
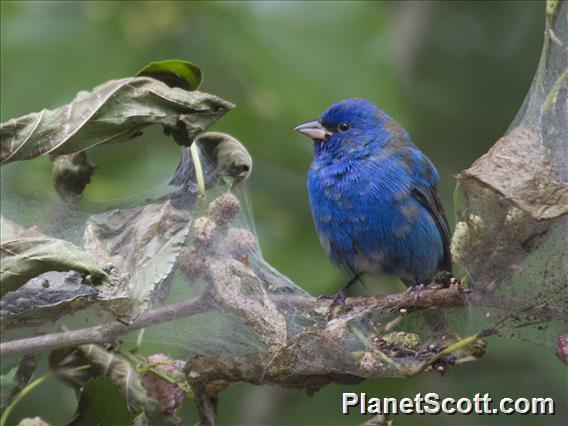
left=1, top=1, right=566, bottom=425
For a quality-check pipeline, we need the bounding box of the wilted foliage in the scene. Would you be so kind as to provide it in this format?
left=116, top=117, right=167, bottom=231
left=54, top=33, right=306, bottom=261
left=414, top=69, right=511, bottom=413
left=452, top=0, right=567, bottom=344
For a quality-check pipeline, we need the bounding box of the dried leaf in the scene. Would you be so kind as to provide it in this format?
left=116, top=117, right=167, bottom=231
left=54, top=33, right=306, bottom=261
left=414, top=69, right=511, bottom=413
left=0, top=77, right=233, bottom=165
left=51, top=152, right=96, bottom=203
left=83, top=201, right=191, bottom=314
left=459, top=125, right=567, bottom=220
left=452, top=1, right=567, bottom=345
left=0, top=217, right=107, bottom=297
left=0, top=270, right=131, bottom=331
left=196, top=132, right=252, bottom=184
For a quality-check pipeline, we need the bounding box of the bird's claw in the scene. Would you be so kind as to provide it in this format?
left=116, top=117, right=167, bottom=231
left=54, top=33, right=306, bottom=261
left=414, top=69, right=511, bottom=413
left=319, top=287, right=348, bottom=305
left=406, top=283, right=425, bottom=302
left=330, top=287, right=348, bottom=307
left=407, top=283, right=426, bottom=292
left=317, top=294, right=334, bottom=301
left=319, top=272, right=362, bottom=307
left=433, top=271, right=454, bottom=288
left=323, top=288, right=349, bottom=321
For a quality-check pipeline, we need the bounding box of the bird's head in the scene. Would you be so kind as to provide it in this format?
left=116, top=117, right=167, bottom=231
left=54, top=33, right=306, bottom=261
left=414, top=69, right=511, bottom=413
left=295, top=98, right=392, bottom=160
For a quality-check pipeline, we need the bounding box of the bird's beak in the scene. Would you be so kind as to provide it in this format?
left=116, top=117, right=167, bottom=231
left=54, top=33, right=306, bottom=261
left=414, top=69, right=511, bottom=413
left=294, top=120, right=331, bottom=141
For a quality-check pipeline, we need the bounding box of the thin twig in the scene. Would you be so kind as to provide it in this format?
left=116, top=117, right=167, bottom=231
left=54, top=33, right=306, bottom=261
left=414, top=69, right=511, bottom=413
left=1, top=293, right=210, bottom=360
left=270, top=285, right=468, bottom=311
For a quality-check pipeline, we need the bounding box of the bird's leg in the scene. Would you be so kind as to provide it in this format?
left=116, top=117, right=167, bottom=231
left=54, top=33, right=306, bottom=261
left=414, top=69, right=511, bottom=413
left=403, top=277, right=425, bottom=302
left=403, top=278, right=422, bottom=292
left=407, top=283, right=426, bottom=292
left=330, top=272, right=365, bottom=306
left=409, top=283, right=425, bottom=303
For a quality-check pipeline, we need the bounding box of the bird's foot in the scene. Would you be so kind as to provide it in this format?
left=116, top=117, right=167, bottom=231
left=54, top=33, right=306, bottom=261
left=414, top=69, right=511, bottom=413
left=319, top=272, right=363, bottom=302
left=406, top=283, right=426, bottom=292
left=433, top=271, right=454, bottom=288
left=321, top=272, right=363, bottom=320
left=318, top=287, right=349, bottom=305
left=317, top=294, right=334, bottom=301
left=330, top=287, right=349, bottom=307
left=406, top=283, right=425, bottom=302
left=323, top=287, right=350, bottom=321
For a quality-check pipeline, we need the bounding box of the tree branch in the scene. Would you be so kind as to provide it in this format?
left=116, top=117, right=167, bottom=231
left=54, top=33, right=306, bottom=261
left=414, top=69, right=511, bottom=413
left=1, top=284, right=465, bottom=361
left=3, top=279, right=563, bottom=363
left=3, top=276, right=563, bottom=366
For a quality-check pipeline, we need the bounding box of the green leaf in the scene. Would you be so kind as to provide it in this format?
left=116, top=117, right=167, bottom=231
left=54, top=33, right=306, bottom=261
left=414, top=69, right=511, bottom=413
left=0, top=218, right=107, bottom=296
left=0, top=366, right=18, bottom=407
left=0, top=77, right=233, bottom=165
left=69, top=377, right=135, bottom=426
left=53, top=345, right=179, bottom=426
left=136, top=59, right=202, bottom=90
left=546, top=0, right=560, bottom=17
left=1, top=356, right=38, bottom=410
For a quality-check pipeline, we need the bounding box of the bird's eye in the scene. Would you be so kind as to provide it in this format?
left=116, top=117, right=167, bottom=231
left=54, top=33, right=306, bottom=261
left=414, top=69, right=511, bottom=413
left=339, top=122, right=350, bottom=132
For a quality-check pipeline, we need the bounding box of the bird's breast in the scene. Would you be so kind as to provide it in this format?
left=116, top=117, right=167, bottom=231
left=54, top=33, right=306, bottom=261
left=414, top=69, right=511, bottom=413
left=307, top=160, right=394, bottom=245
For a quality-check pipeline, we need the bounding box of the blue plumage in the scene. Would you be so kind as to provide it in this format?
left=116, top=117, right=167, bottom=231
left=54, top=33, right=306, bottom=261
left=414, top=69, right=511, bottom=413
left=296, top=99, right=451, bottom=297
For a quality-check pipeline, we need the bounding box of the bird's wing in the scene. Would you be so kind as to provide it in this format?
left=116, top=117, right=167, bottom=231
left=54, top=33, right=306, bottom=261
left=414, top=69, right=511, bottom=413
left=411, top=175, right=452, bottom=274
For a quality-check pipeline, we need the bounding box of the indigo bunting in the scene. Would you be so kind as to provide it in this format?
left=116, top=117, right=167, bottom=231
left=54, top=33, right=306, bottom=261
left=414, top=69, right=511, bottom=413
left=296, top=99, right=452, bottom=302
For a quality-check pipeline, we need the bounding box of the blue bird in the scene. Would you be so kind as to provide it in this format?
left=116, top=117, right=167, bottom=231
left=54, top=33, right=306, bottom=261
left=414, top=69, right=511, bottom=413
left=295, top=98, right=452, bottom=302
